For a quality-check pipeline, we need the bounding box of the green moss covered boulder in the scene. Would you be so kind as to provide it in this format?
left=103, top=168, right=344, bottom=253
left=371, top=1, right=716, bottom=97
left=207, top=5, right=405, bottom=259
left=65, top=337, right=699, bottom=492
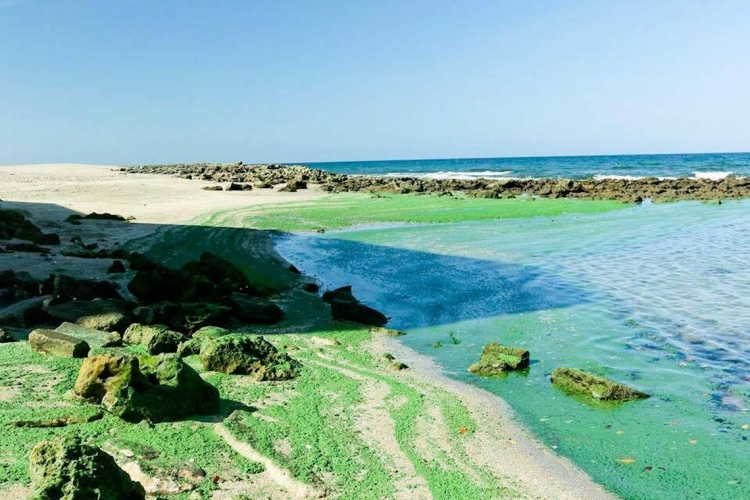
left=123, top=323, right=184, bottom=354
left=200, top=335, right=301, bottom=380
left=74, top=353, right=220, bottom=422
left=551, top=367, right=650, bottom=401
left=29, top=434, right=145, bottom=500
left=468, top=343, right=529, bottom=375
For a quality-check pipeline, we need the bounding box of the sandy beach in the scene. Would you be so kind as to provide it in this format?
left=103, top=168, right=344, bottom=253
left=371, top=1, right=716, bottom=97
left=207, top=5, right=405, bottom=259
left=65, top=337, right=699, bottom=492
left=0, top=164, right=615, bottom=499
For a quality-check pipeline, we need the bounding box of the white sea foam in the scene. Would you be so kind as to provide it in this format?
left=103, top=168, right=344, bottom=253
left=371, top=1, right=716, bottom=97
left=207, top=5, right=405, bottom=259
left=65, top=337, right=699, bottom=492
left=383, top=170, right=514, bottom=180
left=693, top=171, right=734, bottom=180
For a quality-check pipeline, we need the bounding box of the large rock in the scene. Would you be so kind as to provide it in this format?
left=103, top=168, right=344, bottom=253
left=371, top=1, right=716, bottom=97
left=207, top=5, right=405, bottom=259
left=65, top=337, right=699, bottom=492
left=229, top=293, right=284, bottom=324
left=200, top=335, right=301, bottom=380
left=551, top=368, right=650, bottom=402
left=55, top=322, right=121, bottom=349
left=468, top=343, right=530, bottom=375
left=29, top=435, right=145, bottom=500
left=43, top=275, right=122, bottom=306
left=29, top=329, right=89, bottom=358
left=44, top=299, right=131, bottom=332
left=74, top=353, right=220, bottom=422
left=322, top=286, right=388, bottom=326
left=123, top=323, right=184, bottom=354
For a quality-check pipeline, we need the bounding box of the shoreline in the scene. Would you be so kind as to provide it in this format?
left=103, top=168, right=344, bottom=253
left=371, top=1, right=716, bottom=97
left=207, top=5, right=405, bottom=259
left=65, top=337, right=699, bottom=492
left=124, top=162, right=750, bottom=202
left=0, top=163, right=616, bottom=498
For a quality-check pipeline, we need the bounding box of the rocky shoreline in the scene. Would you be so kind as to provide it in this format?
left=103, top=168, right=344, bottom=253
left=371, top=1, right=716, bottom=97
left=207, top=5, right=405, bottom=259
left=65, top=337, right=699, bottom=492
left=124, top=162, right=750, bottom=202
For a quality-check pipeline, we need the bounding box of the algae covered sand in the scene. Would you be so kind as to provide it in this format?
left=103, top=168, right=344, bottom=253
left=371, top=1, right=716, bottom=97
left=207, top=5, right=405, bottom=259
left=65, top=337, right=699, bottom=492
left=199, top=192, right=628, bottom=231
left=0, top=166, right=619, bottom=499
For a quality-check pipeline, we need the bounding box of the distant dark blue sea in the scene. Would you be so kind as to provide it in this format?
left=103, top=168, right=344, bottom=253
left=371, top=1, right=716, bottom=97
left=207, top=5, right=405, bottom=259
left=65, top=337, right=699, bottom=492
left=307, top=152, right=750, bottom=180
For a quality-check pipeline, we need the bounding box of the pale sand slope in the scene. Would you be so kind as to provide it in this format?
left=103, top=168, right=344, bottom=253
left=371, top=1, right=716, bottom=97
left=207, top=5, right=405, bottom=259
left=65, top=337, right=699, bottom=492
left=0, top=164, right=616, bottom=499
left=0, top=164, right=325, bottom=225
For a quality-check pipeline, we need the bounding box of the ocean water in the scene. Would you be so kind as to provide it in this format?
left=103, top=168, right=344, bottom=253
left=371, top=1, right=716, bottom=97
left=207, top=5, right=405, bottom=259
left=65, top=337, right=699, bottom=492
left=276, top=200, right=750, bottom=499
left=307, top=152, right=750, bottom=181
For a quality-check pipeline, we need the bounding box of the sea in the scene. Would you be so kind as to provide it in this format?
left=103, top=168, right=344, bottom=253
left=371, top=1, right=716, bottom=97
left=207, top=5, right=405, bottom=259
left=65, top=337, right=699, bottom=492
left=308, top=151, right=750, bottom=181
left=279, top=153, right=750, bottom=500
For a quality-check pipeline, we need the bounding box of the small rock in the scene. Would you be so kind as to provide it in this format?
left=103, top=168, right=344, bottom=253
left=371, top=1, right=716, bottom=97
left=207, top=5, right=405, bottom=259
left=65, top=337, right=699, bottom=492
left=123, top=323, right=184, bottom=354
left=0, top=327, right=13, bottom=343
left=29, top=435, right=146, bottom=500
left=551, top=367, right=650, bottom=401
left=29, top=329, right=90, bottom=358
left=200, top=335, right=301, bottom=380
left=468, top=343, right=530, bottom=375
left=323, top=286, right=387, bottom=326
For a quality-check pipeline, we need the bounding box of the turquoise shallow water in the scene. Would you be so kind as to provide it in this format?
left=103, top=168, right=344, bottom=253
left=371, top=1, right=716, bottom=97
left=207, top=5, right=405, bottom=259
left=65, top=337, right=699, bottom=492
left=276, top=200, right=750, bottom=499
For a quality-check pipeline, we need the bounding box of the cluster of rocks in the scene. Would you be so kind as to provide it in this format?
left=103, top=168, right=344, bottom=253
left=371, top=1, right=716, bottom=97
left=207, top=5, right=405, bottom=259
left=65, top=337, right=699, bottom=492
left=123, top=163, right=750, bottom=202
left=0, top=208, right=60, bottom=254
left=468, top=342, right=649, bottom=403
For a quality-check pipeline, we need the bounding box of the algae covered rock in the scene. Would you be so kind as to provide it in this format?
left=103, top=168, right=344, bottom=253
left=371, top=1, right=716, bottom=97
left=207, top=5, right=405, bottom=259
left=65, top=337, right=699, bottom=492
left=29, top=329, right=90, bottom=358
left=551, top=367, right=650, bottom=402
left=322, top=285, right=388, bottom=326
left=468, top=343, right=529, bottom=375
left=74, top=353, right=220, bottom=422
left=123, top=323, right=184, bottom=354
left=200, top=335, right=301, bottom=380
left=29, top=434, right=145, bottom=500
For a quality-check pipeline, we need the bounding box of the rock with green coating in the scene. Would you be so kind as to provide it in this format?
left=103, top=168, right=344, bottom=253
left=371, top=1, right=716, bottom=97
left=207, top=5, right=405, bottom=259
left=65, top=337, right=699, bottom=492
left=468, top=343, right=529, bottom=375
left=29, top=434, right=145, bottom=500
left=551, top=367, right=650, bottom=401
left=29, top=329, right=90, bottom=358
left=74, top=353, right=220, bottom=422
left=200, top=335, right=301, bottom=380
left=55, top=322, right=121, bottom=349
left=123, top=323, right=184, bottom=354
left=177, top=326, right=230, bottom=357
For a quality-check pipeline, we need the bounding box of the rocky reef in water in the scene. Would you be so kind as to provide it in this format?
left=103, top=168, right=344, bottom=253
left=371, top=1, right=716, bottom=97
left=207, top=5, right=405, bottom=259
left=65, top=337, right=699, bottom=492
left=124, top=163, right=750, bottom=202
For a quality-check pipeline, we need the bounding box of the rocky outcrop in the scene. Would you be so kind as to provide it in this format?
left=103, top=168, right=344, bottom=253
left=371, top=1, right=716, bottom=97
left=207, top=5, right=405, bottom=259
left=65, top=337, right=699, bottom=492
left=43, top=299, right=131, bottom=332
left=29, top=435, right=145, bottom=500
left=74, top=353, right=220, bottom=422
left=322, top=286, right=388, bottom=326
left=123, top=323, right=184, bottom=354
left=468, top=343, right=530, bottom=375
left=123, top=163, right=750, bottom=202
left=551, top=367, right=650, bottom=402
left=199, top=335, right=301, bottom=380
left=29, top=329, right=90, bottom=358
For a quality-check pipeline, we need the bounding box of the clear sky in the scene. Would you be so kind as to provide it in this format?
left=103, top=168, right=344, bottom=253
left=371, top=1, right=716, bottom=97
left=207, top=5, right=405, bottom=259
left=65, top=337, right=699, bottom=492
left=1, top=0, right=749, bottom=165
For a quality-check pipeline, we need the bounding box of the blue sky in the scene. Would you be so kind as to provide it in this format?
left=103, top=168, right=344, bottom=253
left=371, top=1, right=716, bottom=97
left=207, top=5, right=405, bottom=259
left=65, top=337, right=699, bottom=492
left=1, top=1, right=748, bottom=164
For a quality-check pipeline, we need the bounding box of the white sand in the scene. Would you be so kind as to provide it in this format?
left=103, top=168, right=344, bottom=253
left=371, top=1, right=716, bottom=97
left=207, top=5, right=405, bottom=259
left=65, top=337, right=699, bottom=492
left=0, top=164, right=617, bottom=499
